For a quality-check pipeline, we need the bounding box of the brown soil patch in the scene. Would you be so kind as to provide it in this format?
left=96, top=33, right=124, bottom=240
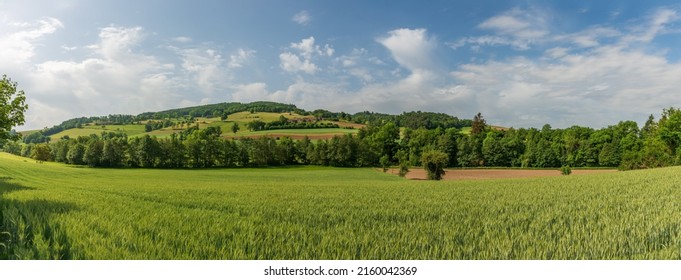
left=385, top=168, right=617, bottom=180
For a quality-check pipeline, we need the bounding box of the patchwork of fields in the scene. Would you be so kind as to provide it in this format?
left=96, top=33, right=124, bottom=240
left=1, top=152, right=681, bottom=259
left=44, top=112, right=359, bottom=140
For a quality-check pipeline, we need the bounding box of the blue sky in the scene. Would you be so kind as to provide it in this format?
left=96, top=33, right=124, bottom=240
left=2, top=0, right=681, bottom=130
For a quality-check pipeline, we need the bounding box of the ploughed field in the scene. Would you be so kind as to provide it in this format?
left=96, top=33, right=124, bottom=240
left=1, top=152, right=681, bottom=259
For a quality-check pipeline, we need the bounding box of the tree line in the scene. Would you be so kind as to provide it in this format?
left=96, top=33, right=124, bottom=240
left=6, top=108, right=681, bottom=171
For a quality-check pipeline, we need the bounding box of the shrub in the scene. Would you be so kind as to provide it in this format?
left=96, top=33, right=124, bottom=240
left=560, top=165, right=572, bottom=175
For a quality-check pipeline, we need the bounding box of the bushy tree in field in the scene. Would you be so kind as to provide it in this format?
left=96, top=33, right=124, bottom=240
left=31, top=143, right=52, bottom=162
left=395, top=149, right=409, bottom=177
left=421, top=150, right=448, bottom=180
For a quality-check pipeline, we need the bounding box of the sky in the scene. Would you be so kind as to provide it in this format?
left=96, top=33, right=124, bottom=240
left=2, top=0, right=681, bottom=130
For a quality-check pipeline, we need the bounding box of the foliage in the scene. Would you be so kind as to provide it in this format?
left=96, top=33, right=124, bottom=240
left=31, top=144, right=52, bottom=162
left=421, top=150, right=448, bottom=180
left=379, top=155, right=390, bottom=172
left=560, top=165, right=572, bottom=175
left=231, top=122, right=240, bottom=134
left=395, top=150, right=410, bottom=177
left=0, top=75, right=28, bottom=141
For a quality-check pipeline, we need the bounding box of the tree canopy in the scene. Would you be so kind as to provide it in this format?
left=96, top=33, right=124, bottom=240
left=0, top=75, right=28, bottom=140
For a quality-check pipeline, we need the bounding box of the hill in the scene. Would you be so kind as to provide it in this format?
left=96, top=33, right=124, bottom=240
left=21, top=101, right=474, bottom=142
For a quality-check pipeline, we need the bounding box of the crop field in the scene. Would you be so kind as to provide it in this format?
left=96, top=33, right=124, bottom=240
left=1, top=152, right=681, bottom=259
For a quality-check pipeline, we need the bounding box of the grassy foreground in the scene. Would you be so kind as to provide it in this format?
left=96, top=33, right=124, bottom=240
left=1, top=152, right=680, bottom=259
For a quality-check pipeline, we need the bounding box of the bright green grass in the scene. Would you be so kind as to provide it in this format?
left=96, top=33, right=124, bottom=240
left=240, top=128, right=358, bottom=136
left=226, top=111, right=309, bottom=123
left=51, top=124, right=147, bottom=139
left=2, top=152, right=681, bottom=259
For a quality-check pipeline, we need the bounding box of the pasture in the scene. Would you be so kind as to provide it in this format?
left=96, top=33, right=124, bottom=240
left=1, top=152, right=681, bottom=259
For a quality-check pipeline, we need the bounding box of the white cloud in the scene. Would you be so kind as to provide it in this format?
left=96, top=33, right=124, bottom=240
left=279, top=52, right=318, bottom=74
left=479, top=8, right=549, bottom=39
left=175, top=47, right=228, bottom=94
left=557, top=27, right=621, bottom=48
left=290, top=36, right=334, bottom=59
left=0, top=17, right=63, bottom=67
left=280, top=37, right=333, bottom=74
left=377, top=28, right=436, bottom=72
left=228, top=48, right=255, bottom=68
left=450, top=44, right=681, bottom=128
left=9, top=24, right=238, bottom=129
left=231, top=82, right=270, bottom=102
left=623, top=8, right=679, bottom=43
left=96, top=26, right=144, bottom=60
left=292, top=10, right=311, bottom=26
left=172, top=36, right=192, bottom=43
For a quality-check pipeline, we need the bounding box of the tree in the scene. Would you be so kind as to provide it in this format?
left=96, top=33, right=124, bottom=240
left=0, top=75, right=29, bottom=140
left=379, top=154, right=390, bottom=172
left=231, top=122, right=240, bottom=134
left=470, top=112, right=487, bottom=136
left=395, top=149, right=410, bottom=177
left=421, top=150, right=448, bottom=180
left=31, top=143, right=52, bottom=162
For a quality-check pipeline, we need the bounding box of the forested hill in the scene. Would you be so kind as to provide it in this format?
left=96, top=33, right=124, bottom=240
left=34, top=101, right=472, bottom=137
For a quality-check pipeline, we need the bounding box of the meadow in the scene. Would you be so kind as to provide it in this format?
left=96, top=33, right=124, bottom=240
left=44, top=111, right=359, bottom=141
left=1, top=152, right=681, bottom=259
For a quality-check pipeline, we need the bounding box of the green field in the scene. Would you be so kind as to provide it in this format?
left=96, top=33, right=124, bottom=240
left=42, top=111, right=357, bottom=140
left=50, top=124, right=148, bottom=139
left=1, top=152, right=681, bottom=259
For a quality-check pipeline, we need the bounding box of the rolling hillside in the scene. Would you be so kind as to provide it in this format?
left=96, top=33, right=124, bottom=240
left=21, top=101, right=473, bottom=142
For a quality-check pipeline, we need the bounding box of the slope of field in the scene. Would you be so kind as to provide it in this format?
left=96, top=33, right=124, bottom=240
left=2, top=152, right=681, bottom=259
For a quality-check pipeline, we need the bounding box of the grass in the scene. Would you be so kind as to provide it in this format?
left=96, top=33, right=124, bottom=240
left=50, top=124, right=147, bottom=139
left=226, top=111, right=311, bottom=123
left=2, top=152, right=681, bottom=259
left=46, top=112, right=355, bottom=140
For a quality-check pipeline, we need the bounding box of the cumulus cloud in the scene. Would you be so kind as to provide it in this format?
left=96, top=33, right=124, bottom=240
left=29, top=26, right=180, bottom=119
left=7, top=23, right=239, bottom=129
left=292, top=10, right=311, bottom=26
left=446, top=7, right=681, bottom=128
left=280, top=52, right=318, bottom=74
left=280, top=36, right=333, bottom=74
left=175, top=47, right=227, bottom=94
left=377, top=28, right=436, bottom=72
